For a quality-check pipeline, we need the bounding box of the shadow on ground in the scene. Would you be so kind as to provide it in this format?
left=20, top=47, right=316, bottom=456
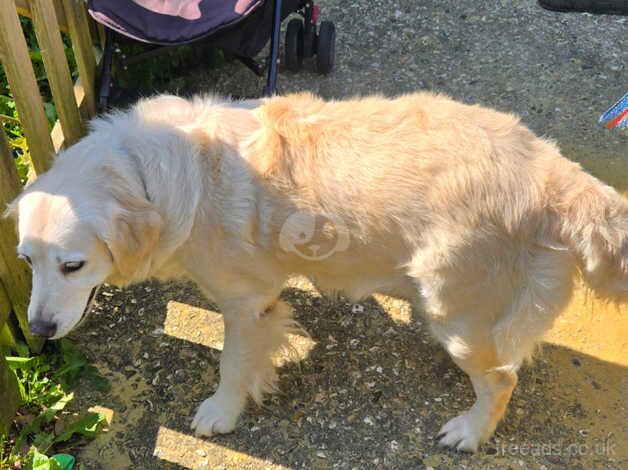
left=67, top=279, right=626, bottom=469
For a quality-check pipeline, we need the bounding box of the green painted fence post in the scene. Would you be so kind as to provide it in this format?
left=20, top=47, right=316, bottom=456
left=0, top=354, right=22, bottom=437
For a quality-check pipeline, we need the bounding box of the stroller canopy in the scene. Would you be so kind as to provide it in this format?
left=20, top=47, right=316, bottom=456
left=88, top=0, right=263, bottom=46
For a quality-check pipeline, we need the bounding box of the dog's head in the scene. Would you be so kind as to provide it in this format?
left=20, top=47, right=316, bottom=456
left=5, top=139, right=163, bottom=339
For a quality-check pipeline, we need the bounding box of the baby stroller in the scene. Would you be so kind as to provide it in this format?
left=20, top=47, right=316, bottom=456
left=88, top=0, right=336, bottom=110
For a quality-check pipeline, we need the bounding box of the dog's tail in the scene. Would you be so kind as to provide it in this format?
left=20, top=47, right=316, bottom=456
left=541, top=143, right=628, bottom=298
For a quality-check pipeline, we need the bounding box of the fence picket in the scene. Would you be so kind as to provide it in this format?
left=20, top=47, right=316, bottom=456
left=0, top=2, right=54, bottom=174
left=0, top=353, right=23, bottom=436
left=62, top=0, right=97, bottom=118
left=29, top=0, right=84, bottom=147
left=0, top=282, right=19, bottom=349
left=0, top=129, right=41, bottom=351
left=14, top=0, right=68, bottom=31
left=0, top=280, right=10, bottom=336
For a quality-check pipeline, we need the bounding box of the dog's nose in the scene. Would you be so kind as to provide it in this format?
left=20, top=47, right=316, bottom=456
left=28, top=320, right=57, bottom=338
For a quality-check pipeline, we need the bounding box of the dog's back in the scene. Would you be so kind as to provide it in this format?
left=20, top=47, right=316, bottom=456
left=246, top=91, right=627, bottom=356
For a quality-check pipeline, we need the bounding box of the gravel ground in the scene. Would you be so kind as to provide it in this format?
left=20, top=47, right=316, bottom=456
left=69, top=1, right=626, bottom=469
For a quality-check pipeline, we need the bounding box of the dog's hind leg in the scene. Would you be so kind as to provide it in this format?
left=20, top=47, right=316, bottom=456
left=411, top=236, right=576, bottom=451
left=431, top=249, right=575, bottom=451
left=192, top=296, right=296, bottom=437
left=430, top=321, right=518, bottom=452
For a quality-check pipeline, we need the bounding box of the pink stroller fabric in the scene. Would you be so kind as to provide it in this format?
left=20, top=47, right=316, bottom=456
left=88, top=0, right=263, bottom=45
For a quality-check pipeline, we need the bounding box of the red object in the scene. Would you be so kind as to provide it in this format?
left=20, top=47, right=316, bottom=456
left=312, top=4, right=320, bottom=24
left=606, top=108, right=628, bottom=129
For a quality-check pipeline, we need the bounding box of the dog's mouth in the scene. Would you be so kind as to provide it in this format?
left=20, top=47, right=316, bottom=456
left=74, top=285, right=100, bottom=330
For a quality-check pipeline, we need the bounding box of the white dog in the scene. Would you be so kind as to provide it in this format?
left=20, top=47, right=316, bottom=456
left=7, top=93, right=627, bottom=451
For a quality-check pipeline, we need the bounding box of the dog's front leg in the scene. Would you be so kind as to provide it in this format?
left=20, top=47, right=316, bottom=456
left=191, top=298, right=293, bottom=437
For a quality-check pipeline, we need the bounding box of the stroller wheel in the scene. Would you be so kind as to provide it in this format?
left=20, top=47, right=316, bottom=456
left=316, top=21, right=335, bottom=75
left=285, top=19, right=304, bottom=72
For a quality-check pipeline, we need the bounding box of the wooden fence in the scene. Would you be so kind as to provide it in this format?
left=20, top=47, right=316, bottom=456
left=0, top=0, right=102, bottom=431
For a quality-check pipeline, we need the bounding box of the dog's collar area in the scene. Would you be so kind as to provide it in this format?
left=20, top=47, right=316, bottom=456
left=87, top=286, right=99, bottom=309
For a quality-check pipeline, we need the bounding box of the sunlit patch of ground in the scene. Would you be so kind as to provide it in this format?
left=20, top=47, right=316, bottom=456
left=541, top=286, right=627, bottom=461
left=154, top=427, right=291, bottom=469
left=545, top=286, right=627, bottom=368
left=164, top=298, right=317, bottom=364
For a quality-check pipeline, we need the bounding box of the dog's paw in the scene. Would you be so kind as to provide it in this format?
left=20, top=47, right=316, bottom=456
left=437, top=413, right=484, bottom=452
left=191, top=395, right=241, bottom=437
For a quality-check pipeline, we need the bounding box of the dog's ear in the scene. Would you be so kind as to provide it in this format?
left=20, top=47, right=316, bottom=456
left=99, top=160, right=163, bottom=286
left=104, top=197, right=162, bottom=286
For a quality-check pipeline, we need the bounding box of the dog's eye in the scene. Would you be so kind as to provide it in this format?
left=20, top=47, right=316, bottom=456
left=62, top=261, right=85, bottom=274
left=19, top=255, right=32, bottom=265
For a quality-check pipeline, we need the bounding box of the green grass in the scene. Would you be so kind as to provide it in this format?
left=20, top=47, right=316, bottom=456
left=1, top=339, right=110, bottom=469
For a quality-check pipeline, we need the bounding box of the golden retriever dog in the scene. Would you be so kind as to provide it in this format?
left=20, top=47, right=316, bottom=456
left=7, top=92, right=627, bottom=452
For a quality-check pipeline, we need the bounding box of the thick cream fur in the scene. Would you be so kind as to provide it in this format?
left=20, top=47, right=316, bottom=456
left=9, top=92, right=627, bottom=451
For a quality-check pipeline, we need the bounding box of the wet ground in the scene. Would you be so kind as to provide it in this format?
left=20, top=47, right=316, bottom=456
left=70, top=1, right=626, bottom=468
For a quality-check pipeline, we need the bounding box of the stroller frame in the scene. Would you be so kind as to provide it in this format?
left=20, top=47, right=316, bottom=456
left=97, top=0, right=300, bottom=111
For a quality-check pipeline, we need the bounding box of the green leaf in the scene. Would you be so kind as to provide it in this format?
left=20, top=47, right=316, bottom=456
left=49, top=393, right=73, bottom=412
left=29, top=49, right=43, bottom=63
left=51, top=454, right=75, bottom=470
left=54, top=412, right=106, bottom=443
left=31, top=447, right=49, bottom=469
left=32, top=432, right=55, bottom=455
left=19, top=393, right=74, bottom=446
left=15, top=340, right=30, bottom=358
left=53, top=340, right=110, bottom=392
left=14, top=371, right=27, bottom=402
left=6, top=356, right=37, bottom=369
left=27, top=446, right=62, bottom=470
left=43, top=102, right=57, bottom=126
